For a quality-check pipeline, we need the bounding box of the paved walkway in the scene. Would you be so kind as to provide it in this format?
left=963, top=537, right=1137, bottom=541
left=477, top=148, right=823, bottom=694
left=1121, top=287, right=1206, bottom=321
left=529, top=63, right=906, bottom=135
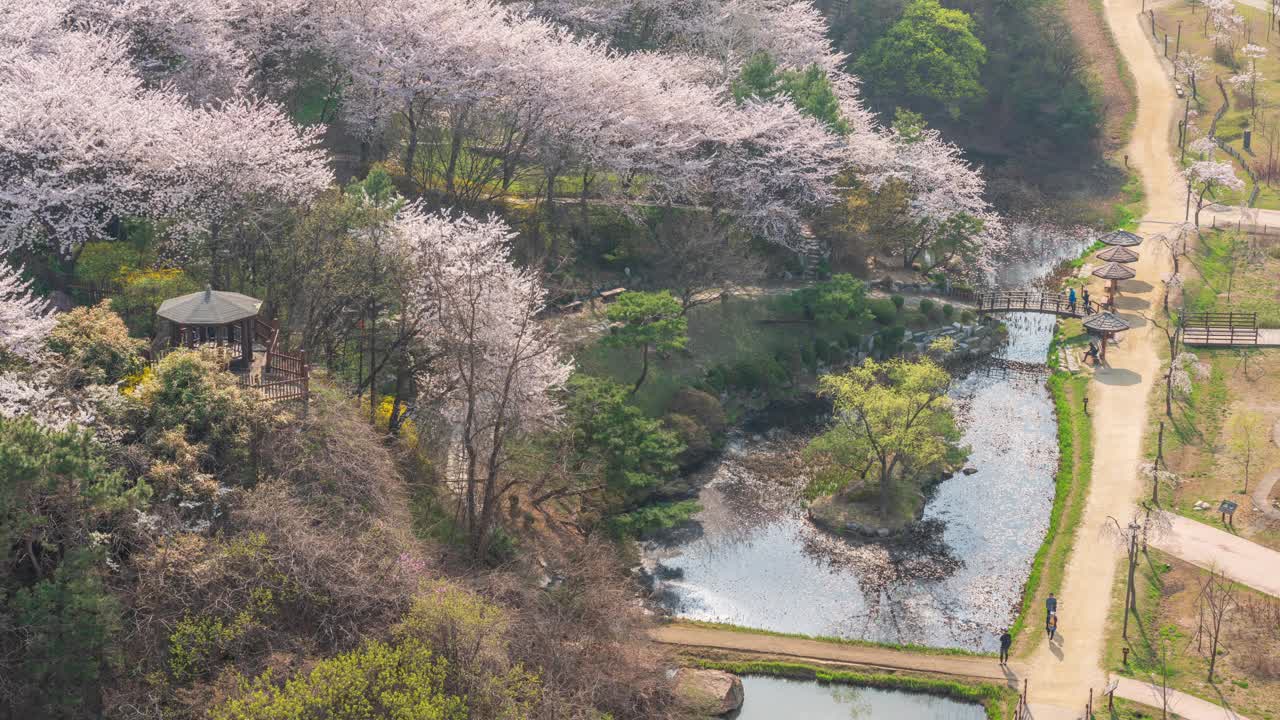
left=1114, top=676, right=1252, bottom=720
left=649, top=624, right=1015, bottom=682
left=1151, top=512, right=1280, bottom=597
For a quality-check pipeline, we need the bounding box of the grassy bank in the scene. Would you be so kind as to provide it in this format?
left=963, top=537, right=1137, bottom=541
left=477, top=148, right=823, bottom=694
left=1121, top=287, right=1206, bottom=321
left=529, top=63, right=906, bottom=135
left=1009, top=369, right=1094, bottom=650
left=691, top=659, right=1014, bottom=720
left=1104, top=549, right=1280, bottom=720
left=670, top=620, right=990, bottom=657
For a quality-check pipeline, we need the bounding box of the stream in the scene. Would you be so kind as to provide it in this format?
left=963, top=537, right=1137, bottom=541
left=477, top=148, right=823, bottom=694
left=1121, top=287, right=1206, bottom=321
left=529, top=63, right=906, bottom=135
left=728, top=676, right=986, bottom=720
left=643, top=232, right=1086, bottom=652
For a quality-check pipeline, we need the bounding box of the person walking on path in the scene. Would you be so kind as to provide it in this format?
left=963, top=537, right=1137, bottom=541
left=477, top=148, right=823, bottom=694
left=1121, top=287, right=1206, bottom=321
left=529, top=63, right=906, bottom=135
left=999, top=630, right=1012, bottom=665
left=1082, top=288, right=1091, bottom=314
left=1046, top=592, right=1057, bottom=615
left=1068, top=287, right=1077, bottom=313
left=1046, top=612, right=1058, bottom=641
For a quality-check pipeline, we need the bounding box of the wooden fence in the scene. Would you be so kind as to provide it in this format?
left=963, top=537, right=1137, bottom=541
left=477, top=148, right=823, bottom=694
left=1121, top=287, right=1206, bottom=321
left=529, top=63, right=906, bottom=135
left=1181, top=311, right=1259, bottom=346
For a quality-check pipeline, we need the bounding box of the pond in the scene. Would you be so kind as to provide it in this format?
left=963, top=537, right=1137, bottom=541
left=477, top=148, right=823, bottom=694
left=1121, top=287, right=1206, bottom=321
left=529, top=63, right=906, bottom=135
left=643, top=311, right=1058, bottom=651
left=728, top=676, right=986, bottom=720
left=642, top=229, right=1091, bottom=651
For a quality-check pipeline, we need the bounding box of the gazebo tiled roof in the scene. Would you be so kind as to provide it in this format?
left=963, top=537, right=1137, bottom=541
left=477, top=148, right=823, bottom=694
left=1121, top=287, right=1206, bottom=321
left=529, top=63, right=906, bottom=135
left=1098, top=230, right=1143, bottom=247
left=1096, top=245, right=1139, bottom=263
left=157, top=286, right=262, bottom=325
left=1082, top=311, right=1131, bottom=333
left=1092, top=261, right=1137, bottom=281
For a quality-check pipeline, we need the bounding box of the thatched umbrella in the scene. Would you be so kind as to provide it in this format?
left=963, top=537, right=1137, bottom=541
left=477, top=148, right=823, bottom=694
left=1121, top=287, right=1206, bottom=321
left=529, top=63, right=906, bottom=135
left=1095, top=245, right=1139, bottom=264
left=1092, top=261, right=1136, bottom=307
left=1082, top=311, right=1131, bottom=362
left=1098, top=230, right=1143, bottom=247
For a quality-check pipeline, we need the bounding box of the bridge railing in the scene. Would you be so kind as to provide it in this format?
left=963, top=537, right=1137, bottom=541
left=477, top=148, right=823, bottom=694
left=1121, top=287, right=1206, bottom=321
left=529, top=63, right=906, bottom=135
left=1181, top=311, right=1259, bottom=346
left=975, top=291, right=1086, bottom=317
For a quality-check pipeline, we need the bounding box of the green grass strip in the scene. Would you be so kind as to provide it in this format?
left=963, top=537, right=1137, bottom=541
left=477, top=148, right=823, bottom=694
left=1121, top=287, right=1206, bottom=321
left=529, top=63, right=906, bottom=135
left=692, top=659, right=1013, bottom=720
left=1009, top=372, right=1094, bottom=644
left=674, top=619, right=990, bottom=657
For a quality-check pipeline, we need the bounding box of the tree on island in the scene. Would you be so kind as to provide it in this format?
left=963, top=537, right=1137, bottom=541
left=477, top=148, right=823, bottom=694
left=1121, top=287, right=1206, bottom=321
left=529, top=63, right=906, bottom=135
left=803, top=357, right=964, bottom=517
left=603, top=291, right=687, bottom=396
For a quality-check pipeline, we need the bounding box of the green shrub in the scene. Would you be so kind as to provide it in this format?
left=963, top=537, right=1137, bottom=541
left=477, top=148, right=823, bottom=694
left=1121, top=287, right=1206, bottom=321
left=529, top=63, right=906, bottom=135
left=890, top=294, right=905, bottom=310
left=129, top=350, right=259, bottom=478
left=606, top=499, right=701, bottom=537
left=666, top=387, right=727, bottom=438
left=778, top=274, right=870, bottom=325
left=918, top=299, right=935, bottom=316
left=74, top=241, right=148, bottom=290
left=943, top=304, right=955, bottom=319
left=869, top=298, right=898, bottom=325
left=904, top=311, right=930, bottom=329
left=109, top=269, right=200, bottom=338
left=877, top=325, right=906, bottom=354
left=47, top=301, right=145, bottom=386
left=211, top=639, right=468, bottom=720
left=960, top=310, right=976, bottom=323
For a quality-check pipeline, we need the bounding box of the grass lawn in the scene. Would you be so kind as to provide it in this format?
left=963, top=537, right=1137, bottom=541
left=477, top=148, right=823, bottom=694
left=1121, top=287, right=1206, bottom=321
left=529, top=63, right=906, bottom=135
left=1142, top=334, right=1280, bottom=550
left=1012, top=371, right=1094, bottom=655
left=1159, top=2, right=1280, bottom=210
left=1104, top=549, right=1280, bottom=720
left=1182, top=229, right=1280, bottom=328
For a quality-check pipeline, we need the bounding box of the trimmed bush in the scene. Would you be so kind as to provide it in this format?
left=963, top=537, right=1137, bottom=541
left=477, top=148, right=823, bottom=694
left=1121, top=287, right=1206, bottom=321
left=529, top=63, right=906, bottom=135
left=904, top=311, right=930, bottom=329
left=943, top=303, right=955, bottom=319
left=918, top=298, right=935, bottom=315
left=868, top=298, right=898, bottom=325
left=890, top=294, right=905, bottom=310
left=960, top=309, right=976, bottom=323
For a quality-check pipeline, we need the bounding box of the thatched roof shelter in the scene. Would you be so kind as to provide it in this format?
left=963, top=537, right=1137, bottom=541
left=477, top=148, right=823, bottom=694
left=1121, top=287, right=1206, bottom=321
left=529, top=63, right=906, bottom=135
left=1099, top=230, right=1143, bottom=247
left=1095, top=245, right=1139, bottom=264
left=1092, top=261, right=1136, bottom=281
left=1082, top=311, right=1131, bottom=362
left=1082, top=312, right=1131, bottom=333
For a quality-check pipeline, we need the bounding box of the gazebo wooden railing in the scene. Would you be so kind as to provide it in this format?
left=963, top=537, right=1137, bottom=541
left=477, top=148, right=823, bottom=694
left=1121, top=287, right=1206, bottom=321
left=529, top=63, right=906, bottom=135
left=248, top=318, right=309, bottom=403
left=1181, top=311, right=1259, bottom=346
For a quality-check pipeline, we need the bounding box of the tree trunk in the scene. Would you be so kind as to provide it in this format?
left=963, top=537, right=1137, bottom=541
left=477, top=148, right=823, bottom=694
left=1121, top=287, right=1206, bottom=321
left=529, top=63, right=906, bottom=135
left=631, top=343, right=649, bottom=396
left=444, top=108, right=468, bottom=199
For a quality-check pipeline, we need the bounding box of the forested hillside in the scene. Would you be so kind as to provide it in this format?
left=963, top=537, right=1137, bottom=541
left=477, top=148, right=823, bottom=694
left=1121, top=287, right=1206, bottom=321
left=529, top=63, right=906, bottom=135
left=1, top=1, right=1111, bottom=718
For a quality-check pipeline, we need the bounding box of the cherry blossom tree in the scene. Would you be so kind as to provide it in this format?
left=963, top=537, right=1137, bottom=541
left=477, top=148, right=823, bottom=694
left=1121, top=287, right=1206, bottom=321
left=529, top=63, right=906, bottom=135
left=861, top=121, right=1005, bottom=277
left=1184, top=160, right=1244, bottom=226
left=1167, top=351, right=1210, bottom=417
left=0, top=26, right=195, bottom=256
left=1230, top=44, right=1266, bottom=117
left=71, top=0, right=249, bottom=102
left=1175, top=51, right=1210, bottom=99
left=159, top=96, right=332, bottom=275
left=399, top=207, right=572, bottom=559
left=0, top=261, right=56, bottom=362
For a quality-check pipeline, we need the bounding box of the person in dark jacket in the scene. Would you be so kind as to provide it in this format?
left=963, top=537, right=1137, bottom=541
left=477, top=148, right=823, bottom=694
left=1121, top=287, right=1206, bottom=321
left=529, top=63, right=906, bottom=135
left=999, top=630, right=1012, bottom=665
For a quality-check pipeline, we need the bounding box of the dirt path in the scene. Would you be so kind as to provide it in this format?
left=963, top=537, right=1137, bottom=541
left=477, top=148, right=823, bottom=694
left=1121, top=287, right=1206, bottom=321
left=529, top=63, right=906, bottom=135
left=1015, top=2, right=1180, bottom=718
left=1114, top=676, right=1254, bottom=720
left=1151, top=512, right=1280, bottom=596
left=650, top=624, right=1016, bottom=682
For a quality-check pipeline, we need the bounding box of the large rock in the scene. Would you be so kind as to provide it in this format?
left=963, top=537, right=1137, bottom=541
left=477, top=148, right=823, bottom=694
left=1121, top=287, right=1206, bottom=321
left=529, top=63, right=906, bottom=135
left=674, top=668, right=744, bottom=716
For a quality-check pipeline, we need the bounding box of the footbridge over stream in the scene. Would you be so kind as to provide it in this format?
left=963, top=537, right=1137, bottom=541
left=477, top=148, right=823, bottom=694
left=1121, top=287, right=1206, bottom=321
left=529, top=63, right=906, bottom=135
left=974, top=291, right=1090, bottom=318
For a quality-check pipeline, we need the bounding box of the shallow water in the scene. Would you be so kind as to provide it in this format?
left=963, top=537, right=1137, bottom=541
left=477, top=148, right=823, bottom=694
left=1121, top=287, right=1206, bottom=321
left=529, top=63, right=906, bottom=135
left=728, top=676, right=986, bottom=720
left=644, top=312, right=1061, bottom=651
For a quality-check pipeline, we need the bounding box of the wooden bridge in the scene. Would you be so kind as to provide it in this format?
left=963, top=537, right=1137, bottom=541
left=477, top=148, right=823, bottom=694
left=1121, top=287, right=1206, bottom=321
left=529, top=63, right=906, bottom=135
left=974, top=291, right=1091, bottom=318
left=1181, top=311, right=1263, bottom=346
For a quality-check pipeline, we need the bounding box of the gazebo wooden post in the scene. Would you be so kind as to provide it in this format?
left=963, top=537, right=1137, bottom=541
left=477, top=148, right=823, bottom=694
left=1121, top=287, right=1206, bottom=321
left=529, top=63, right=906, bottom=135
left=240, top=317, right=253, bottom=364
left=1101, top=331, right=1110, bottom=362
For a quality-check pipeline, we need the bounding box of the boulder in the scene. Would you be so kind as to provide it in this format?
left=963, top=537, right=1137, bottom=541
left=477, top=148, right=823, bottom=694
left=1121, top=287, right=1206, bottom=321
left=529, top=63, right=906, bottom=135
left=962, top=467, right=978, bottom=476
left=675, top=668, right=744, bottom=716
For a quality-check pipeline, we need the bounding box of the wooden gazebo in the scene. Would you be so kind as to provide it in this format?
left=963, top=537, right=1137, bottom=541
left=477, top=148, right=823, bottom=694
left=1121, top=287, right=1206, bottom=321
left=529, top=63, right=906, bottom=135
left=1095, top=245, right=1139, bottom=264
left=156, top=286, right=262, bottom=367
left=1099, top=230, right=1143, bottom=247
left=1092, top=261, right=1136, bottom=307
left=1082, top=311, right=1131, bottom=362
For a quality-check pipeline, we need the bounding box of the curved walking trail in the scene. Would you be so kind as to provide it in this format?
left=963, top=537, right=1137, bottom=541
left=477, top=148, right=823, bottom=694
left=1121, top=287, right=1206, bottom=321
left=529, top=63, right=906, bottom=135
left=1151, top=512, right=1280, bottom=597
left=650, top=624, right=1013, bottom=681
